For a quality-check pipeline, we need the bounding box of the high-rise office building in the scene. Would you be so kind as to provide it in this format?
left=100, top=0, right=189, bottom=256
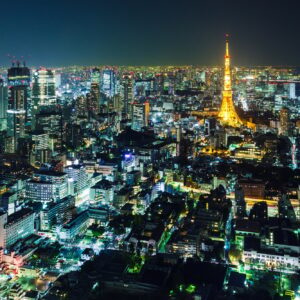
left=26, top=180, right=55, bottom=203
left=121, top=73, right=133, bottom=117
left=101, top=69, right=116, bottom=98
left=289, top=83, right=296, bottom=99
left=64, top=164, right=88, bottom=194
left=134, top=79, right=155, bottom=97
left=0, top=79, right=8, bottom=131
left=26, top=170, right=68, bottom=202
left=35, top=109, right=63, bottom=152
left=32, top=68, right=56, bottom=116
left=31, top=131, right=49, bottom=151
left=88, top=68, right=100, bottom=113
left=7, top=62, right=31, bottom=152
left=65, top=123, right=83, bottom=149
left=55, top=72, right=61, bottom=88
left=112, top=94, right=122, bottom=113
left=279, top=107, right=290, bottom=136
left=76, top=95, right=88, bottom=117
left=204, top=118, right=217, bottom=136
left=131, top=101, right=150, bottom=131
left=40, top=195, right=75, bottom=231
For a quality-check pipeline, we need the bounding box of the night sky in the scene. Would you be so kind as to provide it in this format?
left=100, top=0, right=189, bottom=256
left=1, top=0, right=300, bottom=66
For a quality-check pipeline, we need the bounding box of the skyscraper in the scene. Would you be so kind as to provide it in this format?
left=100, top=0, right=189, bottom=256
left=131, top=101, right=150, bottom=131
left=289, top=83, right=296, bottom=99
left=7, top=62, right=31, bottom=152
left=218, top=35, right=243, bottom=127
left=65, top=123, right=83, bottom=149
left=279, top=107, right=290, bottom=136
left=76, top=95, right=88, bottom=117
left=0, top=79, right=8, bottom=131
left=32, top=68, right=56, bottom=111
left=101, top=69, right=116, bottom=98
left=35, top=109, right=63, bottom=152
left=121, top=73, right=133, bottom=117
left=88, top=68, right=100, bottom=113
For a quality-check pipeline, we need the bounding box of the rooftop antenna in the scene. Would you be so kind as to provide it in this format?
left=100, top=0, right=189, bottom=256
left=21, top=56, right=26, bottom=67
left=225, top=33, right=230, bottom=57
left=7, top=54, right=15, bottom=66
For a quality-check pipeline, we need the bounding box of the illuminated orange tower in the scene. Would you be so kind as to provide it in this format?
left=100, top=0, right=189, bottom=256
left=218, top=34, right=243, bottom=127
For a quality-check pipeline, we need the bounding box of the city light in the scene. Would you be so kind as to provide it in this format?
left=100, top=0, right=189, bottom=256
left=0, top=2, right=298, bottom=299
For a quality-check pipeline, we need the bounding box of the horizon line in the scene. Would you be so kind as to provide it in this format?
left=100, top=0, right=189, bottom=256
left=0, top=64, right=299, bottom=69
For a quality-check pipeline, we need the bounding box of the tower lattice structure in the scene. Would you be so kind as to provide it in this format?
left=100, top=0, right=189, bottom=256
left=218, top=35, right=243, bottom=127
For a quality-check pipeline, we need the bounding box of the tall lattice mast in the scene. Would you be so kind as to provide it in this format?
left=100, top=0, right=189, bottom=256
left=218, top=34, right=243, bottom=127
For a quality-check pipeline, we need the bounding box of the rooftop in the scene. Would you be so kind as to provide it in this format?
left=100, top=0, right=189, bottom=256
left=35, top=169, right=66, bottom=177
left=235, top=219, right=261, bottom=234
left=6, top=208, right=34, bottom=226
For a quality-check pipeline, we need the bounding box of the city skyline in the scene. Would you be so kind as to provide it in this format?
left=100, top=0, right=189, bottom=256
left=0, top=1, right=299, bottom=299
left=1, top=0, right=300, bottom=66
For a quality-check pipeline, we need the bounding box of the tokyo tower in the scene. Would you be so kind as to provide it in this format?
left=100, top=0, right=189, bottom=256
left=218, top=34, right=243, bottom=127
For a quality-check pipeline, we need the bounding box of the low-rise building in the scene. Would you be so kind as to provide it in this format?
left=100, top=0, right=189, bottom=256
left=40, top=196, right=75, bottom=231
left=242, top=236, right=300, bottom=273
left=0, top=208, right=35, bottom=249
left=90, top=179, right=114, bottom=205
left=58, top=210, right=89, bottom=243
